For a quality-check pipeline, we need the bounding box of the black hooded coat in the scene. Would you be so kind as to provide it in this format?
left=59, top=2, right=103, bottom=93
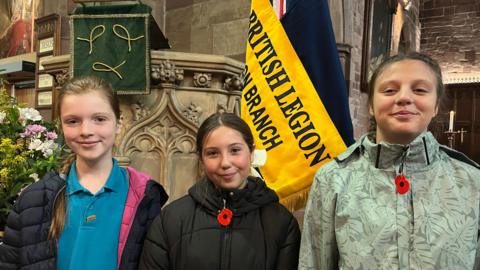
left=139, top=176, right=300, bottom=270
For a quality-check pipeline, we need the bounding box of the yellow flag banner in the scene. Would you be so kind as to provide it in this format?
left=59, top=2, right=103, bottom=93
left=241, top=0, right=349, bottom=210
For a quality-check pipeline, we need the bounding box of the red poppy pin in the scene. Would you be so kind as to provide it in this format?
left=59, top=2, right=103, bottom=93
left=395, top=175, right=410, bottom=195
left=217, top=208, right=233, bottom=227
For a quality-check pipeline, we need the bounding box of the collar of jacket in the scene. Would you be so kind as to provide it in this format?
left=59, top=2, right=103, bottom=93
left=358, top=131, right=440, bottom=171
left=188, top=176, right=278, bottom=216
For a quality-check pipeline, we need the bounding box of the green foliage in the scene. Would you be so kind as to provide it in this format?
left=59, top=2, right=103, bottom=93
left=0, top=89, right=63, bottom=228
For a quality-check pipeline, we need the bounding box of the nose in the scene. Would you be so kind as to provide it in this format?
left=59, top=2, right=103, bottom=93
left=80, top=122, right=93, bottom=137
left=220, top=153, right=232, bottom=169
left=395, top=88, right=413, bottom=106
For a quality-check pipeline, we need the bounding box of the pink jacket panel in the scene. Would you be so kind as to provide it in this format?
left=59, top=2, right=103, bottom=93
left=117, top=167, right=151, bottom=267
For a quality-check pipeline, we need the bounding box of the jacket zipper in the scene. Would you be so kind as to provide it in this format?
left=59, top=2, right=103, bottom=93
left=220, top=226, right=231, bottom=270
left=220, top=199, right=232, bottom=270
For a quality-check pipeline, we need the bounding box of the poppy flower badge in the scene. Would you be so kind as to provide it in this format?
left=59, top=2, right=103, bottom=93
left=217, top=208, right=233, bottom=227
left=395, top=175, right=410, bottom=195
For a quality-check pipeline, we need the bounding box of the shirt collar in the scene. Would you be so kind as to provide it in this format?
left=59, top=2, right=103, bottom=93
left=66, top=159, right=127, bottom=195
left=103, top=159, right=127, bottom=193
left=66, top=161, right=85, bottom=195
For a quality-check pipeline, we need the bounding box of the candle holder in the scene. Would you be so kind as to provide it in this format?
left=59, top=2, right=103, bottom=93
left=444, top=128, right=468, bottom=148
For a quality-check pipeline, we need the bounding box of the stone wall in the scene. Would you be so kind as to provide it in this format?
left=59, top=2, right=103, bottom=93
left=420, top=0, right=480, bottom=81
left=165, top=0, right=250, bottom=62
left=343, top=0, right=370, bottom=138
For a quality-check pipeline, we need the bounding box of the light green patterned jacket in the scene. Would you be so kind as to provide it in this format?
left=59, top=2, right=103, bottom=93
left=299, top=132, right=480, bottom=270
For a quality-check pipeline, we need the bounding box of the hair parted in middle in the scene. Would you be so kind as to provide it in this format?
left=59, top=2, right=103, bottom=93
left=196, top=112, right=255, bottom=157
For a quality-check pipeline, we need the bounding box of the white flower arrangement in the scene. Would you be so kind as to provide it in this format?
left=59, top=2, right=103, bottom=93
left=0, top=89, right=63, bottom=227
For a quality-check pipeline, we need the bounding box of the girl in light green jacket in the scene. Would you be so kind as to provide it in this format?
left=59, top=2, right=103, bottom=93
left=299, top=52, right=480, bottom=270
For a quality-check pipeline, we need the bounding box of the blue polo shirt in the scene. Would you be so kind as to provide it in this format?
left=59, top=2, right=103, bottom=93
left=57, top=159, right=128, bottom=270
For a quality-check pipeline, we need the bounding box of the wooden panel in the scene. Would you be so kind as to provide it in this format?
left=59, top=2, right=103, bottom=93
left=446, top=84, right=480, bottom=164
left=431, top=84, right=480, bottom=164
left=15, top=88, right=36, bottom=108
left=472, top=89, right=480, bottom=162
left=34, top=14, right=61, bottom=118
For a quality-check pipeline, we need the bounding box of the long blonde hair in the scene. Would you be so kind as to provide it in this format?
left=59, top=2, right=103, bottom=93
left=48, top=76, right=120, bottom=239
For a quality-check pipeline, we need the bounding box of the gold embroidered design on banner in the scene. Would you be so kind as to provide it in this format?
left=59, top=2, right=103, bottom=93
left=113, top=24, right=145, bottom=52
left=76, top=25, right=106, bottom=54
left=92, top=60, right=127, bottom=79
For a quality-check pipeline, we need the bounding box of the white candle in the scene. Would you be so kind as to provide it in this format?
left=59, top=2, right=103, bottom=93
left=448, top=110, right=455, bottom=131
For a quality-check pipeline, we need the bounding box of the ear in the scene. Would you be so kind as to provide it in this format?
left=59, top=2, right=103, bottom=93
left=434, top=104, right=439, bottom=116
left=369, top=105, right=374, bottom=116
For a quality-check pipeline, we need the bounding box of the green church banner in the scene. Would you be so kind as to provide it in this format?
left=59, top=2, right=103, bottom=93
left=70, top=4, right=151, bottom=94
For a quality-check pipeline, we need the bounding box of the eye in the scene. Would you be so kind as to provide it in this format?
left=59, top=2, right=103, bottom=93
left=94, top=116, right=108, bottom=123
left=413, top=88, right=429, bottom=94
left=382, top=88, right=397, bottom=94
left=204, top=150, right=219, bottom=158
left=63, top=118, right=79, bottom=125
left=230, top=147, right=243, bottom=154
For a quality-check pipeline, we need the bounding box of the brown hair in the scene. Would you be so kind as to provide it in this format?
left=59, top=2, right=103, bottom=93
left=196, top=112, right=254, bottom=158
left=49, top=76, right=119, bottom=239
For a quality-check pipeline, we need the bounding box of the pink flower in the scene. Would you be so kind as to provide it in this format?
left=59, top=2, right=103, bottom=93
left=20, top=124, right=47, bottom=138
left=46, top=131, right=58, bottom=140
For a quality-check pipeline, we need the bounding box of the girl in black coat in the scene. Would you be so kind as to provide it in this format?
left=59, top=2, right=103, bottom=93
left=139, top=112, right=300, bottom=270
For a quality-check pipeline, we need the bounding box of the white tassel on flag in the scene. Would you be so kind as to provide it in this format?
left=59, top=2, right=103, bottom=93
left=250, top=149, right=267, bottom=179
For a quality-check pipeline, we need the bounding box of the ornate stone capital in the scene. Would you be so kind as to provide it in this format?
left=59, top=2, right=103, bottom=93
left=182, top=102, right=203, bottom=125
left=224, top=75, right=243, bottom=91
left=151, top=60, right=184, bottom=84
left=193, top=72, right=212, bottom=88
left=130, top=100, right=151, bottom=121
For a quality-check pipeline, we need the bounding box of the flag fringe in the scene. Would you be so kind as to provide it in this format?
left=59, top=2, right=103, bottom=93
left=279, top=187, right=310, bottom=212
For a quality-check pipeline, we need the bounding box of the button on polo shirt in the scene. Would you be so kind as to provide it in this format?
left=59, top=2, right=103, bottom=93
left=58, top=159, right=128, bottom=270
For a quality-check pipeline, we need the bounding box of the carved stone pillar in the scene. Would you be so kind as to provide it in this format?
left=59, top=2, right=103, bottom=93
left=42, top=50, right=244, bottom=202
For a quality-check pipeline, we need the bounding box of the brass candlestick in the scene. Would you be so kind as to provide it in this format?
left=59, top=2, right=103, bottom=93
left=444, top=128, right=467, bottom=148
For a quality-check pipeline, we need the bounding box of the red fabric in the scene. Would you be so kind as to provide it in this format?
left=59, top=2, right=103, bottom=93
left=6, top=20, right=31, bottom=57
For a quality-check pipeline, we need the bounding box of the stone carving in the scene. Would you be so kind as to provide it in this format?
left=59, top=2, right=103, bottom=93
left=151, top=60, right=184, bottom=84
left=224, top=75, right=243, bottom=91
left=150, top=115, right=186, bottom=141
left=217, top=103, right=228, bottom=114
left=130, top=100, right=150, bottom=121
left=120, top=110, right=197, bottom=198
left=193, top=72, right=212, bottom=88
left=182, top=102, right=203, bottom=125
left=55, top=69, right=70, bottom=86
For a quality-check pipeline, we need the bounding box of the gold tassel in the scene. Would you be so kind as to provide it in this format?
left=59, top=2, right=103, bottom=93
left=279, top=187, right=311, bottom=212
